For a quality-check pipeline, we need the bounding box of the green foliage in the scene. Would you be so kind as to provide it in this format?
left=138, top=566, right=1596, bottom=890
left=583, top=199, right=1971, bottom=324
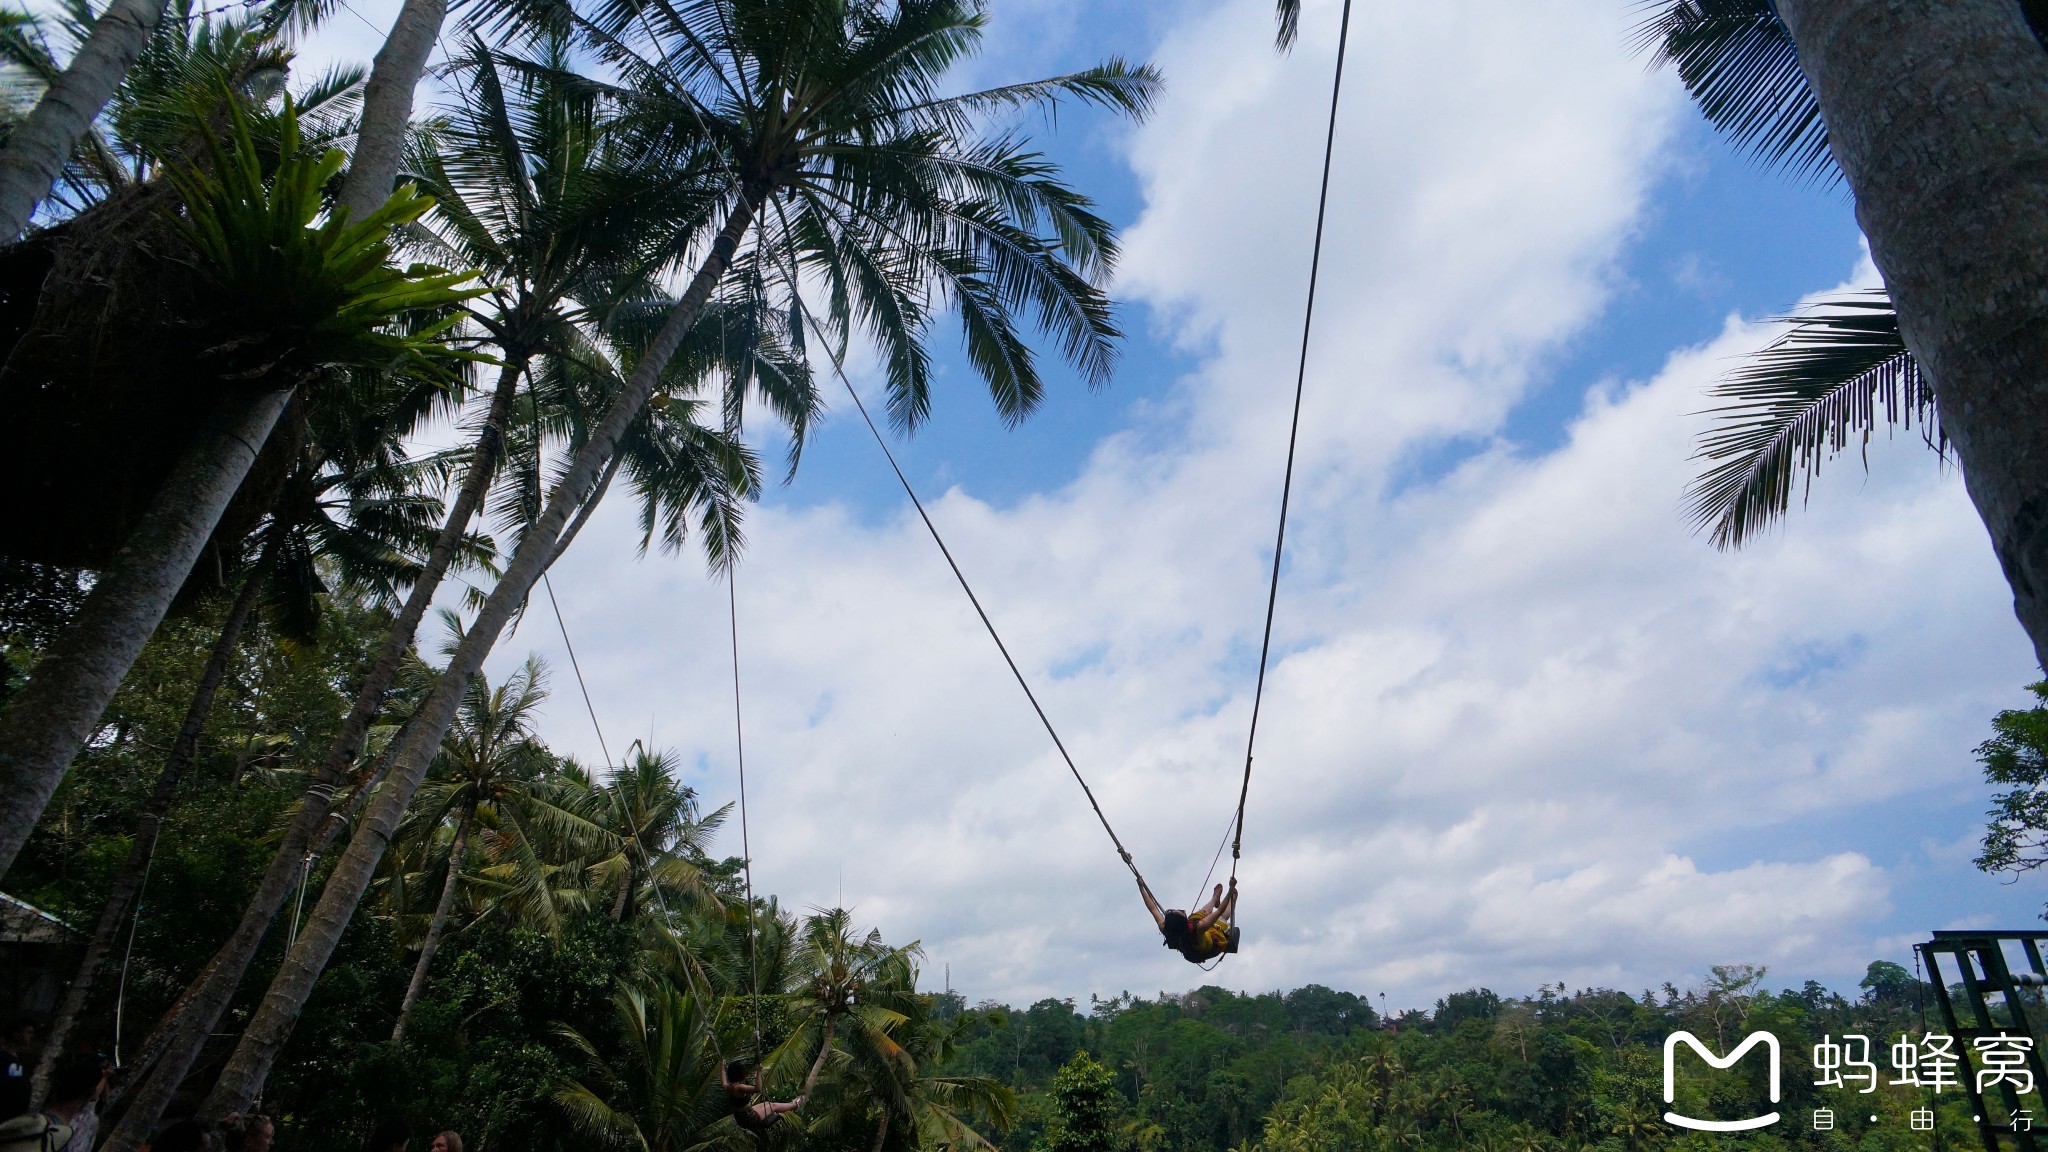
left=1976, top=682, right=2048, bottom=899
left=169, top=102, right=483, bottom=389
left=1038, top=1055, right=1128, bottom=1152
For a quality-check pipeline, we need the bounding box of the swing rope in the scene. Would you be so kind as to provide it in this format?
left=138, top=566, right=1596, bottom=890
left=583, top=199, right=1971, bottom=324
left=727, top=565, right=766, bottom=1059
left=1225, top=0, right=1355, bottom=895
left=808, top=310, right=1144, bottom=883
left=523, top=373, right=680, bottom=933
left=545, top=572, right=612, bottom=769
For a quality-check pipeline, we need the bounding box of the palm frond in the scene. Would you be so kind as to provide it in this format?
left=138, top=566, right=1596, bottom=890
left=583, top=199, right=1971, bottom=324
left=1276, top=0, right=1300, bottom=50
left=1633, top=0, right=1837, bottom=184
left=1687, top=291, right=1939, bottom=548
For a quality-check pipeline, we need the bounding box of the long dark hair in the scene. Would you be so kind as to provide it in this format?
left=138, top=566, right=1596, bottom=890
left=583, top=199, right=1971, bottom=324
left=1161, top=910, right=1192, bottom=949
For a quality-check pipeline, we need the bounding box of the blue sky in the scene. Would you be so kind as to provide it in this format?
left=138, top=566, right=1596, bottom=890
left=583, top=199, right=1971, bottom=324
left=292, top=0, right=2048, bottom=1007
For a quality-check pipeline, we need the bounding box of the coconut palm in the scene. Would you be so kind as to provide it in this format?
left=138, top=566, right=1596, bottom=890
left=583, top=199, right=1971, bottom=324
left=1632, top=1, right=1931, bottom=548
left=0, top=0, right=359, bottom=216
left=770, top=908, right=918, bottom=1111
left=567, top=744, right=727, bottom=924
left=806, top=989, right=1016, bottom=1152
left=30, top=439, right=458, bottom=1102
left=0, top=0, right=175, bottom=236
left=556, top=980, right=733, bottom=1152
left=387, top=653, right=563, bottom=1040
left=201, top=0, right=1155, bottom=1115
left=0, top=103, right=476, bottom=884
left=108, top=54, right=771, bottom=1138
left=1646, top=0, right=2048, bottom=676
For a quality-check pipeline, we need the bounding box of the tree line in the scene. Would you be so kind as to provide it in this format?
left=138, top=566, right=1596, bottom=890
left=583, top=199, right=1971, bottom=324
left=4, top=575, right=2000, bottom=1152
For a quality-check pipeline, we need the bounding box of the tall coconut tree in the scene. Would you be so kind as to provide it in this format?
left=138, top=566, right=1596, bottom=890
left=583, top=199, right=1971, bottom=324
left=0, top=104, right=477, bottom=884
left=0, top=0, right=363, bottom=218
left=103, top=64, right=776, bottom=1144
left=804, top=974, right=1016, bottom=1152
left=770, top=907, right=920, bottom=1117
left=194, top=0, right=1156, bottom=1117
left=0, top=0, right=176, bottom=237
left=389, top=653, right=560, bottom=1041
left=29, top=436, right=457, bottom=1103
left=1633, top=0, right=1933, bottom=548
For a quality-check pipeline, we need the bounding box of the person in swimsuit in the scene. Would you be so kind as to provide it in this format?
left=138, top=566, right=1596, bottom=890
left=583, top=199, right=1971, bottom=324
left=1137, top=876, right=1238, bottom=964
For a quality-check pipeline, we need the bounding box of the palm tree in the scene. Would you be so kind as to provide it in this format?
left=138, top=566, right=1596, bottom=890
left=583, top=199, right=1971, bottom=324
left=106, top=53, right=768, bottom=1139
left=1647, top=0, right=2048, bottom=674
left=0, top=0, right=364, bottom=218
left=572, top=744, right=727, bottom=924
left=1633, top=1, right=1933, bottom=548
left=200, top=0, right=1156, bottom=1115
left=0, top=0, right=176, bottom=236
left=556, top=981, right=732, bottom=1152
left=31, top=438, right=453, bottom=1102
left=0, top=104, right=476, bottom=885
left=775, top=908, right=918, bottom=1108
left=808, top=988, right=1016, bottom=1152
left=389, top=653, right=558, bottom=1041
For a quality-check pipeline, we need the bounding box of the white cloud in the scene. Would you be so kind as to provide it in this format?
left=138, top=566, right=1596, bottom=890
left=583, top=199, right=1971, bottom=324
left=489, top=0, right=2040, bottom=1007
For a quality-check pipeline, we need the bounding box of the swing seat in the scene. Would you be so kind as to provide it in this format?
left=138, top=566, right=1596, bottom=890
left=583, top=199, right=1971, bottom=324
left=1225, top=925, right=1241, bottom=954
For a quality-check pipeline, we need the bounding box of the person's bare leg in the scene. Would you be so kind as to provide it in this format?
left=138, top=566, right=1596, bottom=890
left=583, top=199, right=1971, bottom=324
left=1193, top=884, right=1226, bottom=932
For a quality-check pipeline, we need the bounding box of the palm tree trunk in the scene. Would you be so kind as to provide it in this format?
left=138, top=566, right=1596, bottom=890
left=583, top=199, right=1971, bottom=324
left=0, top=0, right=170, bottom=238
left=1775, top=0, right=2048, bottom=668
left=106, top=712, right=396, bottom=1113
left=0, top=387, right=292, bottom=882
left=802, top=1016, right=835, bottom=1096
left=196, top=193, right=761, bottom=1119
left=334, top=0, right=447, bottom=223
left=609, top=874, right=629, bottom=920
left=390, top=806, right=470, bottom=1042
left=99, top=361, right=527, bottom=1152
left=869, top=1113, right=889, bottom=1152
left=27, top=551, right=267, bottom=1108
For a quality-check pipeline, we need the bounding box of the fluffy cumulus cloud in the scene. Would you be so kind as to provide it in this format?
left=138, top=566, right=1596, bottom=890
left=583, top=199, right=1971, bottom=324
left=485, top=0, right=2039, bottom=1005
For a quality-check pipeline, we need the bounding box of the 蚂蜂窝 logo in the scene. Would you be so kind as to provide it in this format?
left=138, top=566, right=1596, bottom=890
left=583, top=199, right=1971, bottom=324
left=1663, top=1030, right=1782, bottom=1131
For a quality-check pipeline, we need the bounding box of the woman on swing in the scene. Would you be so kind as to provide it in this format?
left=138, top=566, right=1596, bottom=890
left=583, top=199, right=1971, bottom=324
left=1137, top=875, right=1238, bottom=964
left=722, top=1032, right=832, bottom=1133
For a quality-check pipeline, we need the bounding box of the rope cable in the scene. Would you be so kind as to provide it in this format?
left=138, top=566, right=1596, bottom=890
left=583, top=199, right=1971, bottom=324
left=544, top=572, right=612, bottom=768
left=111, top=844, right=156, bottom=1066
left=728, top=566, right=766, bottom=1058
left=804, top=310, right=1142, bottom=881
left=287, top=851, right=310, bottom=948
left=523, top=368, right=673, bottom=930
left=1227, top=0, right=1355, bottom=890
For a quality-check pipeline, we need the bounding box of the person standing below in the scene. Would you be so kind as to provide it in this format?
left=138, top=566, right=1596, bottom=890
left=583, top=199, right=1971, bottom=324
left=427, top=1131, right=462, bottom=1152
left=0, top=1017, right=34, bottom=1118
left=220, top=1112, right=274, bottom=1152
left=0, top=1055, right=106, bottom=1152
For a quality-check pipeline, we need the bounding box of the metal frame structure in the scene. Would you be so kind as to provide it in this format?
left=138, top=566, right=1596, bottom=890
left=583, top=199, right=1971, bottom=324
left=1919, top=931, right=2048, bottom=1152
